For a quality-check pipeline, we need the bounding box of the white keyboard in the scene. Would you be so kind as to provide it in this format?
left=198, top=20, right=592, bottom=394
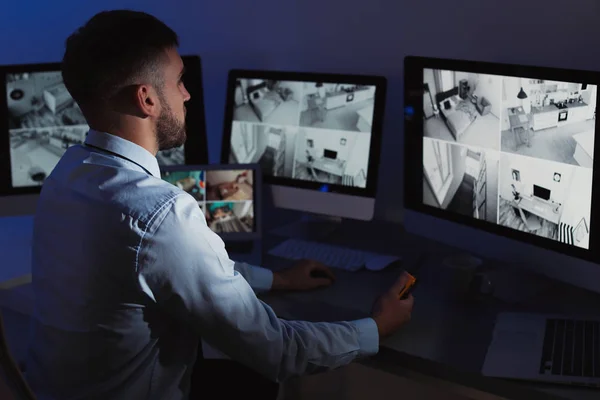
left=268, top=238, right=400, bottom=271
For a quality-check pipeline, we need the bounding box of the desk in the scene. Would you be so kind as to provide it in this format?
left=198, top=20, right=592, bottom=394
left=311, top=157, right=345, bottom=177
left=3, top=213, right=600, bottom=399
left=259, top=216, right=600, bottom=400
left=515, top=196, right=562, bottom=225
left=508, top=107, right=531, bottom=150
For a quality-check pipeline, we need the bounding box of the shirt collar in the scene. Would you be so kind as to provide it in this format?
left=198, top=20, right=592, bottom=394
left=84, top=130, right=162, bottom=178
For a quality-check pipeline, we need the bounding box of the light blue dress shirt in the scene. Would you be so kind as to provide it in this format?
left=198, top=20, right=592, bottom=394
left=25, top=130, right=379, bottom=399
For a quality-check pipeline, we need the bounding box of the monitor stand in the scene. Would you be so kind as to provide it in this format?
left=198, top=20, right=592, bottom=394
left=269, top=214, right=343, bottom=241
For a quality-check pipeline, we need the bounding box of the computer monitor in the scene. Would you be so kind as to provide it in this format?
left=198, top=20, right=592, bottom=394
left=160, top=164, right=262, bottom=242
left=404, top=55, right=600, bottom=294
left=533, top=185, right=551, bottom=201
left=0, top=55, right=208, bottom=215
left=324, top=149, right=337, bottom=160
left=220, top=70, right=387, bottom=221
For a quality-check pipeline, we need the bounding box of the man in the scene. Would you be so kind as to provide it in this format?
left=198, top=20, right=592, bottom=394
left=25, top=10, right=414, bottom=400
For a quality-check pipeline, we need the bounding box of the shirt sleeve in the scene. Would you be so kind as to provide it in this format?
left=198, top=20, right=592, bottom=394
left=136, top=195, right=379, bottom=382
left=233, top=261, right=273, bottom=292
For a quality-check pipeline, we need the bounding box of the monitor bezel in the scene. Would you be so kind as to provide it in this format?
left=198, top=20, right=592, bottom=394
left=0, top=55, right=208, bottom=196
left=404, top=55, right=600, bottom=264
left=159, top=163, right=263, bottom=241
left=220, top=69, right=387, bottom=199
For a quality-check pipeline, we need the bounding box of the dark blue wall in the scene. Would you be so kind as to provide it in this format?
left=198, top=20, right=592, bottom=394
left=1, top=0, right=600, bottom=221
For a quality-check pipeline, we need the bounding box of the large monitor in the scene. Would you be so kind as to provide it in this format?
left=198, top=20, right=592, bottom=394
left=404, top=55, right=600, bottom=293
left=220, top=70, right=387, bottom=221
left=0, top=55, right=208, bottom=214
left=160, top=164, right=262, bottom=242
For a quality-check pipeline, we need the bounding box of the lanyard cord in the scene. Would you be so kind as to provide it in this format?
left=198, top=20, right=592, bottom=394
left=84, top=142, right=154, bottom=176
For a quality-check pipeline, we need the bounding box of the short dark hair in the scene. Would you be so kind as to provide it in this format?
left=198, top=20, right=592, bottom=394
left=62, top=10, right=179, bottom=109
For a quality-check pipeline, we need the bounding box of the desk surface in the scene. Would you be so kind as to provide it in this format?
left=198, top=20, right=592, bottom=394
left=311, top=158, right=344, bottom=177
left=259, top=217, right=600, bottom=400
left=516, top=196, right=561, bottom=225
left=3, top=213, right=600, bottom=399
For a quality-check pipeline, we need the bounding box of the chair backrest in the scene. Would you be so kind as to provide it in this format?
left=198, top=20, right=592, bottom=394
left=0, top=311, right=36, bottom=400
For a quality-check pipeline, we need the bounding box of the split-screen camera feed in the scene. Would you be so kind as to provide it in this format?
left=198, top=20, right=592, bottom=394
left=423, top=68, right=596, bottom=249
left=162, top=169, right=255, bottom=234
left=5, top=71, right=184, bottom=188
left=228, top=79, right=375, bottom=188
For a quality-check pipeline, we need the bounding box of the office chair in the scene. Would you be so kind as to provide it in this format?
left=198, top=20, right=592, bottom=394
left=0, top=311, right=36, bottom=399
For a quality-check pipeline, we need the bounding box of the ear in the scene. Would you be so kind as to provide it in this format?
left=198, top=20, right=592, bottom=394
left=134, top=84, right=160, bottom=118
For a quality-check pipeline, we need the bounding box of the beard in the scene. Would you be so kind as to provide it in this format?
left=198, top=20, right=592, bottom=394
left=156, top=102, right=187, bottom=151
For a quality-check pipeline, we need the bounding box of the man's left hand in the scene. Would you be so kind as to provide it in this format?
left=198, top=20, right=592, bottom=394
left=272, top=259, right=335, bottom=291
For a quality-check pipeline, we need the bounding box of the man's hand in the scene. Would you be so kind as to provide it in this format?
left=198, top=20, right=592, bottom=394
left=371, top=271, right=415, bottom=339
left=272, top=259, right=335, bottom=291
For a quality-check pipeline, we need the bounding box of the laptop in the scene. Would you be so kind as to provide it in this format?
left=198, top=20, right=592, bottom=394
left=159, top=163, right=262, bottom=242
left=482, top=312, right=600, bottom=387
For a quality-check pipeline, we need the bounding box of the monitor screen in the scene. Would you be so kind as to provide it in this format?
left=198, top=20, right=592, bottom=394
left=533, top=185, right=551, bottom=201
left=221, top=71, right=386, bottom=203
left=407, top=59, right=598, bottom=254
left=5, top=70, right=182, bottom=188
left=161, top=167, right=258, bottom=236
left=6, top=71, right=88, bottom=188
left=324, top=149, right=337, bottom=160
left=0, top=56, right=208, bottom=197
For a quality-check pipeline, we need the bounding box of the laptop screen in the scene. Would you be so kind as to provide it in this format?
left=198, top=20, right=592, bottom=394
left=161, top=167, right=257, bottom=236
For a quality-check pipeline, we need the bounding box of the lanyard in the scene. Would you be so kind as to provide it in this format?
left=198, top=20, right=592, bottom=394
left=84, top=142, right=155, bottom=177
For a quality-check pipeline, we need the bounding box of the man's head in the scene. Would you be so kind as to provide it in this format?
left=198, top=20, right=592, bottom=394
left=62, top=10, right=190, bottom=152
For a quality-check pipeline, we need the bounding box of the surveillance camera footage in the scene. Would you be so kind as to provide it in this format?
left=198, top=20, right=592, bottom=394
left=5, top=70, right=186, bottom=188
left=162, top=168, right=255, bottom=234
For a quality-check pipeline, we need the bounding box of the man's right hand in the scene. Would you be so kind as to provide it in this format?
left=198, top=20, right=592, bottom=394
left=371, top=271, right=415, bottom=339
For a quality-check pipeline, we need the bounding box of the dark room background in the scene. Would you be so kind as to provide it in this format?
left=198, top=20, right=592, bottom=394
left=1, top=0, right=599, bottom=222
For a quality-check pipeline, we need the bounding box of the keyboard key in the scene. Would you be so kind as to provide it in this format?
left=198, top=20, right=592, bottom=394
left=562, top=320, right=574, bottom=376
left=573, top=321, right=584, bottom=377
left=551, top=319, right=565, bottom=375
left=539, top=319, right=556, bottom=374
